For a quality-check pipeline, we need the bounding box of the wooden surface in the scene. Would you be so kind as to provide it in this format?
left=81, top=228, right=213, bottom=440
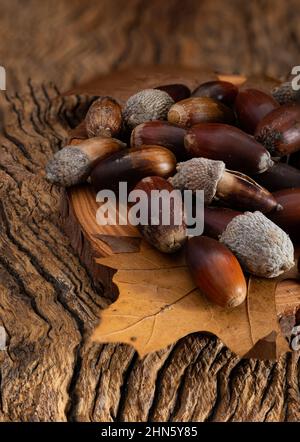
left=1, top=0, right=300, bottom=422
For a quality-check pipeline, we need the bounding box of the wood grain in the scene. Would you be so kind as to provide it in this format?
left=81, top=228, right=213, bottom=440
left=0, top=0, right=300, bottom=422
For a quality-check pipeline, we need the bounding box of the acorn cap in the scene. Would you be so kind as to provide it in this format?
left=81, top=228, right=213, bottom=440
left=46, top=147, right=90, bottom=187
left=123, top=89, right=174, bottom=129
left=220, top=211, right=295, bottom=278
left=168, top=157, right=225, bottom=204
left=272, top=81, right=300, bottom=105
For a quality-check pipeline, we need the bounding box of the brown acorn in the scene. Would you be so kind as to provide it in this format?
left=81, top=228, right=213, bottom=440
left=130, top=121, right=186, bottom=159
left=268, top=188, right=300, bottom=243
left=235, top=88, right=279, bottom=134
left=255, top=104, right=300, bottom=156
left=167, top=97, right=235, bottom=128
left=155, top=84, right=191, bottom=102
left=90, top=145, right=177, bottom=191
left=85, top=97, right=122, bottom=138
left=169, top=157, right=280, bottom=213
left=133, top=176, right=186, bottom=253
left=186, top=236, right=247, bottom=308
left=191, top=80, right=238, bottom=106
left=252, top=162, right=300, bottom=192
left=184, top=123, right=273, bottom=175
left=46, top=137, right=126, bottom=187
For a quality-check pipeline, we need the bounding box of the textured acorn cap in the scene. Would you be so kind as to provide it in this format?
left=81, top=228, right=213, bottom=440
left=123, top=89, right=174, bottom=129
left=168, top=157, right=225, bottom=204
left=46, top=147, right=91, bottom=187
left=220, top=211, right=294, bottom=278
left=272, top=81, right=300, bottom=105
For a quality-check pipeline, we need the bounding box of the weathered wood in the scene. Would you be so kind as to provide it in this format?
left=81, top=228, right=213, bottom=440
left=0, top=0, right=300, bottom=422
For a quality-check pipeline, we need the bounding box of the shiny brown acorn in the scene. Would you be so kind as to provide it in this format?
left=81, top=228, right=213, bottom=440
left=133, top=176, right=186, bottom=253
left=235, top=88, right=279, bottom=134
left=203, top=209, right=294, bottom=278
left=184, top=123, right=273, bottom=175
left=155, top=84, right=191, bottom=102
left=268, top=188, right=300, bottom=243
left=186, top=236, right=247, bottom=308
left=167, top=97, right=235, bottom=128
left=90, top=145, right=177, bottom=191
left=130, top=121, right=187, bottom=159
left=191, top=80, right=238, bottom=106
left=169, top=158, right=280, bottom=213
left=255, top=104, right=300, bottom=156
left=46, top=137, right=126, bottom=187
left=252, top=162, right=300, bottom=192
left=85, top=97, right=122, bottom=138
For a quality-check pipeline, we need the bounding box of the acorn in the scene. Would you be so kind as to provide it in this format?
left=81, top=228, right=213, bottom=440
left=133, top=176, right=186, bottom=253
left=45, top=137, right=126, bottom=186
left=184, top=123, right=273, bottom=175
left=167, top=97, right=235, bottom=128
left=252, top=162, right=300, bottom=192
left=203, top=208, right=295, bottom=277
left=219, top=211, right=295, bottom=278
left=85, top=96, right=123, bottom=138
left=168, top=158, right=279, bottom=213
left=272, top=81, right=300, bottom=105
left=155, top=84, right=191, bottom=102
left=235, top=88, right=279, bottom=134
left=90, top=146, right=177, bottom=191
left=122, top=89, right=174, bottom=129
left=191, top=80, right=238, bottom=106
left=186, top=236, right=247, bottom=308
left=255, top=104, right=300, bottom=156
left=268, top=188, right=300, bottom=243
left=130, top=121, right=186, bottom=159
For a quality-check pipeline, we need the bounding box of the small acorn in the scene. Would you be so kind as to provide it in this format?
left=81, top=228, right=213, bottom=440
left=168, top=158, right=279, bottom=213
left=133, top=176, right=186, bottom=253
left=155, top=84, right=191, bottom=102
left=272, top=81, right=300, bottom=105
left=45, top=137, right=126, bottom=186
left=123, top=89, right=174, bottom=129
left=130, top=121, right=186, bottom=159
left=255, top=104, right=300, bottom=156
left=186, top=236, right=247, bottom=308
left=85, top=96, right=123, bottom=138
left=235, top=88, right=279, bottom=134
left=90, top=146, right=177, bottom=191
left=219, top=211, right=295, bottom=278
left=268, top=188, right=300, bottom=243
left=167, top=97, right=235, bottom=128
left=184, top=123, right=273, bottom=175
left=252, top=162, right=300, bottom=192
left=191, top=80, right=238, bottom=106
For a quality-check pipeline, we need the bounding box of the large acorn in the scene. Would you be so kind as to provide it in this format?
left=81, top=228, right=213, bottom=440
left=133, top=176, right=186, bottom=253
left=186, top=236, right=247, bottom=308
left=255, top=104, right=300, bottom=156
left=167, top=97, right=235, bottom=128
left=204, top=208, right=295, bottom=278
left=90, top=145, right=176, bottom=191
left=184, top=123, right=273, bottom=175
left=168, top=157, right=279, bottom=213
left=191, top=80, right=238, bottom=106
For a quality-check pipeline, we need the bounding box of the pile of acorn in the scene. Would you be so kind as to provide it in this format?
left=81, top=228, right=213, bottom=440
left=46, top=78, right=300, bottom=310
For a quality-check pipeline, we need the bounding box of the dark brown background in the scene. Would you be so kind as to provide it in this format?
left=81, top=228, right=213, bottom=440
left=0, top=0, right=299, bottom=422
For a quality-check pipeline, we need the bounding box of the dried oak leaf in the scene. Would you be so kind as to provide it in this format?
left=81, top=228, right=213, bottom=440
left=92, top=245, right=295, bottom=359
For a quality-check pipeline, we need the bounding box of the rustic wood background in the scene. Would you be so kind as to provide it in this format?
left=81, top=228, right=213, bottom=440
left=0, top=0, right=300, bottom=422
